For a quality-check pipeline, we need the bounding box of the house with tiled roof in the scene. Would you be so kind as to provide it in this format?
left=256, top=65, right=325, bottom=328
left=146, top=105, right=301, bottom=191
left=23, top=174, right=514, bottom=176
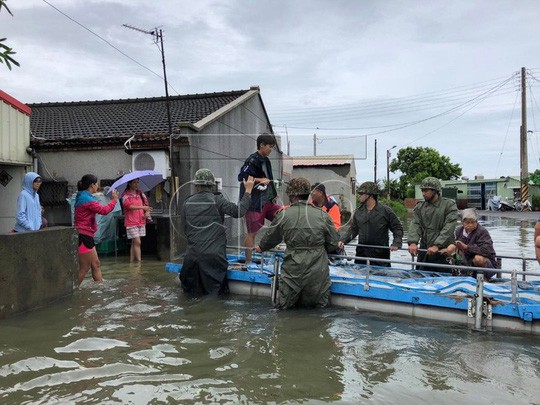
left=28, top=86, right=282, bottom=259
left=292, top=155, right=357, bottom=219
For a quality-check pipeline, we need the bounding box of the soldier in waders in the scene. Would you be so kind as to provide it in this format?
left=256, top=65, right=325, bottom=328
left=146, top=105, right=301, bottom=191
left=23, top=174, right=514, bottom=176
left=254, top=177, right=340, bottom=309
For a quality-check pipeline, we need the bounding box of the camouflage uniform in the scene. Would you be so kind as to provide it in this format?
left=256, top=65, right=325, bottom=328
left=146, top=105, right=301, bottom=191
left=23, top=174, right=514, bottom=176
left=340, top=181, right=403, bottom=267
left=258, top=178, right=340, bottom=309
left=408, top=177, right=458, bottom=271
left=180, top=168, right=251, bottom=295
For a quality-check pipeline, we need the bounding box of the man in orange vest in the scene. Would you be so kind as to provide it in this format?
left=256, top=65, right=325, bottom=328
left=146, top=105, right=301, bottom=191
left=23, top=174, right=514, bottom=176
left=310, top=182, right=341, bottom=231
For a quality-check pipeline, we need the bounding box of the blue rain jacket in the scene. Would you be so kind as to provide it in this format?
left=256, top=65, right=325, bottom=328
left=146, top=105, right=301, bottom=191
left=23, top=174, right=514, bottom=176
left=14, top=172, right=42, bottom=232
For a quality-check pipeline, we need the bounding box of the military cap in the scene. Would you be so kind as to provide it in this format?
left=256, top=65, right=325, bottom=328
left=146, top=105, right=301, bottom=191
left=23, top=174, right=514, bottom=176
left=286, top=177, right=311, bottom=196
left=420, top=176, right=442, bottom=192
left=193, top=168, right=215, bottom=186
left=358, top=181, right=380, bottom=195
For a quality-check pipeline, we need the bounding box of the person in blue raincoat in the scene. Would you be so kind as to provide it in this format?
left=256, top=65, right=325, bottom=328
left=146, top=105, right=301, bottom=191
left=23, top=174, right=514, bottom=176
left=13, top=172, right=42, bottom=232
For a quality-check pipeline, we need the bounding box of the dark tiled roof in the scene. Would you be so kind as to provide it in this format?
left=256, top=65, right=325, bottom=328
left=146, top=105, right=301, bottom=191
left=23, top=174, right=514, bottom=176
left=28, top=90, right=249, bottom=141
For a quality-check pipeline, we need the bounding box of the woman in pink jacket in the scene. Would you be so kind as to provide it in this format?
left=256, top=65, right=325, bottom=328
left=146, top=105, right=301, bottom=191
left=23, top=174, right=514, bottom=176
left=74, top=174, right=118, bottom=285
left=121, top=178, right=153, bottom=262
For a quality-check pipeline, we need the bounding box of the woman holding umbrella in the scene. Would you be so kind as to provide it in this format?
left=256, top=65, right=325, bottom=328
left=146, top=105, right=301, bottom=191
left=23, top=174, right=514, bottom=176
left=74, top=174, right=118, bottom=285
left=121, top=178, right=153, bottom=262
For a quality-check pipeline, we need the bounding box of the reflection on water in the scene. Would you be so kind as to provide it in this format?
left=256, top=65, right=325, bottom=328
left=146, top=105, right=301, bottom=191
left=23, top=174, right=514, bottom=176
left=1, top=216, right=540, bottom=403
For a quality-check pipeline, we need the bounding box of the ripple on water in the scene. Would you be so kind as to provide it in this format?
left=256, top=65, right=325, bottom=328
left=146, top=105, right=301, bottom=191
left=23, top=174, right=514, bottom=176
left=2, top=363, right=156, bottom=395
left=0, top=357, right=80, bottom=377
left=128, top=345, right=191, bottom=366
left=209, top=347, right=233, bottom=360
left=54, top=337, right=129, bottom=353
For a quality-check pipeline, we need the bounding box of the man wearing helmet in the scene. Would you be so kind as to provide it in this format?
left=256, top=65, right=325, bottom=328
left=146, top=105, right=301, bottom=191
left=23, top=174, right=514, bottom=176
left=408, top=176, right=459, bottom=271
left=254, top=177, right=339, bottom=309
left=179, top=168, right=255, bottom=296
left=338, top=181, right=403, bottom=266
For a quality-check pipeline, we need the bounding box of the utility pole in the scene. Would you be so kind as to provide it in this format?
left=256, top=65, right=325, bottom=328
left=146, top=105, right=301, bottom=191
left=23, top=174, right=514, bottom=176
left=313, top=133, right=317, bottom=156
left=123, top=24, right=174, bottom=187
left=284, top=124, right=290, bottom=155
left=374, top=139, right=377, bottom=183
left=520, top=66, right=528, bottom=205
left=386, top=145, right=397, bottom=200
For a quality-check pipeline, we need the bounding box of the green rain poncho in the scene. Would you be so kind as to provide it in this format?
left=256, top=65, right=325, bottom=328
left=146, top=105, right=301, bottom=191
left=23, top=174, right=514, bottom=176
left=258, top=201, right=339, bottom=309
left=180, top=191, right=251, bottom=295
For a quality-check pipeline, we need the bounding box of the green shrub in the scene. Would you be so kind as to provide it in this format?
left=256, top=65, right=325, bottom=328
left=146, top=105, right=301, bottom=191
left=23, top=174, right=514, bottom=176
left=379, top=199, right=407, bottom=218
left=532, top=195, right=540, bottom=209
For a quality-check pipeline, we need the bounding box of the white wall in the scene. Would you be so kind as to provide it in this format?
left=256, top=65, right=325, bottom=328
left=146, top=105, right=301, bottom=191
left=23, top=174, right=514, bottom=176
left=0, top=165, right=26, bottom=233
left=0, top=101, right=31, bottom=166
left=38, top=149, right=132, bottom=188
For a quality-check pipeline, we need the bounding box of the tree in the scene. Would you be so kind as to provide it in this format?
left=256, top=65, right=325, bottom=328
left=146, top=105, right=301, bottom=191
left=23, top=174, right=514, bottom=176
left=0, top=0, right=19, bottom=70
left=530, top=169, right=540, bottom=185
left=389, top=146, right=462, bottom=190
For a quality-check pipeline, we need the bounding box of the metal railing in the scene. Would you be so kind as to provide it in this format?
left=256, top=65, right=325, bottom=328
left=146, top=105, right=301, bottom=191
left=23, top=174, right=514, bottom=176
left=346, top=243, right=538, bottom=281
left=226, top=243, right=540, bottom=326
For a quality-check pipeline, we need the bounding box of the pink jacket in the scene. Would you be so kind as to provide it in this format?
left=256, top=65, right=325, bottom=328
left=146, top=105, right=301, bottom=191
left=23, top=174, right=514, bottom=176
left=74, top=191, right=117, bottom=237
left=122, top=190, right=148, bottom=228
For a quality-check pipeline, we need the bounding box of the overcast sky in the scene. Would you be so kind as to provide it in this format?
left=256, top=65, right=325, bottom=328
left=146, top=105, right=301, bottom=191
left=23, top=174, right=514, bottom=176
left=3, top=0, right=540, bottom=182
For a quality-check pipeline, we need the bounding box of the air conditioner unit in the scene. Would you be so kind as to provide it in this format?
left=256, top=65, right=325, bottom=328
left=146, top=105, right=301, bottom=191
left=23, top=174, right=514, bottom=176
left=132, top=150, right=170, bottom=178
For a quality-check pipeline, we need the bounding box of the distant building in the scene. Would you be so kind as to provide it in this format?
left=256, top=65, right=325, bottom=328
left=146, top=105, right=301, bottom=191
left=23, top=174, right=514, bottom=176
left=414, top=176, right=540, bottom=210
left=0, top=90, right=33, bottom=232
left=292, top=155, right=357, bottom=215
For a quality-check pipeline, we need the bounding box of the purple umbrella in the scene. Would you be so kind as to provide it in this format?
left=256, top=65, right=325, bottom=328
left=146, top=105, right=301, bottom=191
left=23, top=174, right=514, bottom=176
left=106, top=170, right=164, bottom=195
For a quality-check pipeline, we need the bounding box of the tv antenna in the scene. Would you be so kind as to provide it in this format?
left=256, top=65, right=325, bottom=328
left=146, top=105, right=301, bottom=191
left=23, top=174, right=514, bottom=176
left=122, top=24, right=174, bottom=185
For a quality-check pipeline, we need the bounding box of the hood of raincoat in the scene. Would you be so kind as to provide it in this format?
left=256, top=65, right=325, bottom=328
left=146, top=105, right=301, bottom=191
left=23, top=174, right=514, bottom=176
left=22, top=172, right=41, bottom=195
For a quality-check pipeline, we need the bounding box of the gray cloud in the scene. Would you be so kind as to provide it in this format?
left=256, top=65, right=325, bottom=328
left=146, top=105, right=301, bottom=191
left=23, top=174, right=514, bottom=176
left=2, top=0, right=540, bottom=179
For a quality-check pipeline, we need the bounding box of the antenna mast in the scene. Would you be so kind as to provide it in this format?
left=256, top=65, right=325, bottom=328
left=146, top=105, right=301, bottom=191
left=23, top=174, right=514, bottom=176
left=123, top=24, right=175, bottom=189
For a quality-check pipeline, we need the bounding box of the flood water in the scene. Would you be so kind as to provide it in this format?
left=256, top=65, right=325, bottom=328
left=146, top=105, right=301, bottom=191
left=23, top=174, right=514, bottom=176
left=1, top=215, right=540, bottom=404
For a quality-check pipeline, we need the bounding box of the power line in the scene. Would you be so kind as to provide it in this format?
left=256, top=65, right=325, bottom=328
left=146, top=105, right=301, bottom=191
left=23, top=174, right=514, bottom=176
left=316, top=74, right=516, bottom=140
left=41, top=0, right=181, bottom=95
left=270, top=74, right=519, bottom=116
left=494, top=90, right=520, bottom=178
left=270, top=76, right=519, bottom=128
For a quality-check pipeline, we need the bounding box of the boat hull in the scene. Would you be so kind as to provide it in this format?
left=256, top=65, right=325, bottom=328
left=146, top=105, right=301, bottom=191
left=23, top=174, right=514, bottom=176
left=166, top=258, right=540, bottom=335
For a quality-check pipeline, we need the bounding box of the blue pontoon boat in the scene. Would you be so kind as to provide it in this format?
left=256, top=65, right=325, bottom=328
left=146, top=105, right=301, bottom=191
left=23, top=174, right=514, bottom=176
left=166, top=248, right=540, bottom=335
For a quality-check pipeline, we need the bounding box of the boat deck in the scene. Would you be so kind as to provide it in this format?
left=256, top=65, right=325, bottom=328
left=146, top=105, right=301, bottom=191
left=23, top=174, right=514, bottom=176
left=166, top=252, right=540, bottom=335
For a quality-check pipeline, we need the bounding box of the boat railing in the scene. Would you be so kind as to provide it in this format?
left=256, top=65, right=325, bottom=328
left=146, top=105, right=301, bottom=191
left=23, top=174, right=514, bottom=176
left=226, top=244, right=540, bottom=279
left=226, top=244, right=540, bottom=315
left=348, top=243, right=538, bottom=281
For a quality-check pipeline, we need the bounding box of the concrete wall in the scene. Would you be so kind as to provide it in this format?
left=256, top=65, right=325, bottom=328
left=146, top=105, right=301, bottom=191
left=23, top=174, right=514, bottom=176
left=0, top=226, right=77, bottom=319
left=38, top=149, right=132, bottom=187
left=0, top=165, right=26, bottom=233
